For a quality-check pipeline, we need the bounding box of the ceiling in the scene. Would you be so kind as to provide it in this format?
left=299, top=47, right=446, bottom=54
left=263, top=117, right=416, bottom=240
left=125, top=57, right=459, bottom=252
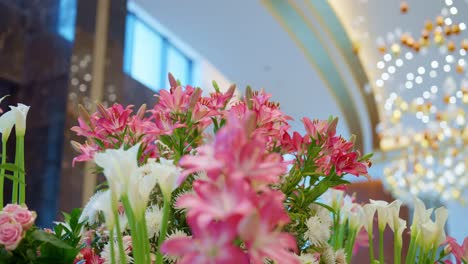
left=131, top=0, right=468, bottom=241
left=131, top=0, right=364, bottom=143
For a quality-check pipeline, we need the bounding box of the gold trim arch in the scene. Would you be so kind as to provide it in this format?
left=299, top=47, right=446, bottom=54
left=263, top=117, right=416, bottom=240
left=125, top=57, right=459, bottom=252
left=262, top=0, right=381, bottom=151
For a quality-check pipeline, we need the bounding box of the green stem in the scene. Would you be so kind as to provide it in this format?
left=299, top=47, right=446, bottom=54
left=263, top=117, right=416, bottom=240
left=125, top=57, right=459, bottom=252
left=345, top=229, right=357, bottom=263
left=17, top=136, right=25, bottom=204
left=12, top=137, right=19, bottom=204
left=333, top=211, right=341, bottom=249
left=394, top=234, right=401, bottom=264
left=407, top=232, right=419, bottom=264
left=139, top=209, right=150, bottom=263
left=419, top=248, right=427, bottom=264
left=428, top=247, right=437, bottom=263
left=0, top=138, right=7, bottom=209
left=368, top=225, right=375, bottom=264
left=112, top=198, right=127, bottom=264
left=121, top=196, right=143, bottom=264
left=110, top=229, right=116, bottom=264
left=156, top=198, right=171, bottom=264
left=379, top=227, right=385, bottom=264
left=337, top=222, right=345, bottom=249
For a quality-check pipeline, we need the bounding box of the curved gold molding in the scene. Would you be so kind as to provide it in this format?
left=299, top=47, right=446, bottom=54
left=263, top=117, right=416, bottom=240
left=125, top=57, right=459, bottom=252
left=301, top=0, right=381, bottom=150
left=262, top=0, right=369, bottom=150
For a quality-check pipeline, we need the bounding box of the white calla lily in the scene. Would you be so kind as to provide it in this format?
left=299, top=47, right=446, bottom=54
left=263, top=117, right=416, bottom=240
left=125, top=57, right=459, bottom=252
left=411, top=198, right=433, bottom=234
left=348, top=204, right=365, bottom=231
left=94, top=144, right=140, bottom=197
left=0, top=111, right=15, bottom=141
left=370, top=199, right=390, bottom=230
left=387, top=199, right=403, bottom=232
left=9, top=103, right=29, bottom=136
left=420, top=207, right=448, bottom=250
left=152, top=158, right=181, bottom=201
left=322, top=189, right=345, bottom=212
left=128, top=163, right=159, bottom=215
left=395, top=218, right=407, bottom=244
left=362, top=203, right=376, bottom=233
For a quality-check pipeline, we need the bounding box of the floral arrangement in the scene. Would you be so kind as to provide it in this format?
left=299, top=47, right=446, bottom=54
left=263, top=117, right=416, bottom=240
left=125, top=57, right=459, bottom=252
left=0, top=75, right=466, bottom=263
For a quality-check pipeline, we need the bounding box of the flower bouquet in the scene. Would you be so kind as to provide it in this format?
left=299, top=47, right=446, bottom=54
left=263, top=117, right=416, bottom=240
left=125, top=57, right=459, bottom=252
left=0, top=74, right=466, bottom=264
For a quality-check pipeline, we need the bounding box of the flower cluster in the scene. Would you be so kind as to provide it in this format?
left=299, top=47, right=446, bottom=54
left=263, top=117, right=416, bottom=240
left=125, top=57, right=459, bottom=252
left=0, top=204, right=36, bottom=251
left=69, top=76, right=373, bottom=264
left=162, top=113, right=299, bottom=263
left=282, top=117, right=370, bottom=178
left=71, top=103, right=157, bottom=165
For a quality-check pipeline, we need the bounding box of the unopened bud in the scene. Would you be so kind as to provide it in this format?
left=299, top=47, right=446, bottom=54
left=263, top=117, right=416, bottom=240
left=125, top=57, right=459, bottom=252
left=97, top=104, right=110, bottom=119
left=70, top=140, right=82, bottom=152
left=136, top=104, right=147, bottom=119
left=168, top=73, right=178, bottom=88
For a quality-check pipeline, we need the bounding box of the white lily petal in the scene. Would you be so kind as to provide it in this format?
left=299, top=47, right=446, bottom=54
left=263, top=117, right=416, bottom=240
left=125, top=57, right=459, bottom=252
left=322, top=189, right=345, bottom=212
left=395, top=218, right=407, bottom=244
left=434, top=207, right=448, bottom=245
left=370, top=199, right=390, bottom=230
left=153, top=158, right=181, bottom=200
left=348, top=204, right=365, bottom=231
left=387, top=199, right=403, bottom=232
left=362, top=203, right=376, bottom=233
left=9, top=103, right=29, bottom=136
left=94, top=144, right=140, bottom=198
left=0, top=111, right=16, bottom=141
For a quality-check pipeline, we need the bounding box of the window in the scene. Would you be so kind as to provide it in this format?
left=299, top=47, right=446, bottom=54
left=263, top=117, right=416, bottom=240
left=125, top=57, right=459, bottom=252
left=166, top=46, right=192, bottom=88
left=124, top=12, right=193, bottom=91
left=57, top=0, right=77, bottom=41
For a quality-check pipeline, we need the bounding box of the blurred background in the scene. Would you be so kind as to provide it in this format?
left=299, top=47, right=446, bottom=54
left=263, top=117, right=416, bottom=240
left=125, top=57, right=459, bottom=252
left=1, top=0, right=468, bottom=262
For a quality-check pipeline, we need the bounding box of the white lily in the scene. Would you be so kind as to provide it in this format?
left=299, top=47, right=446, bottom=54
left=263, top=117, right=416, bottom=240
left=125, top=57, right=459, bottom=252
left=322, top=189, right=345, bottom=212
left=94, top=144, right=140, bottom=198
left=395, top=218, right=407, bottom=244
left=0, top=111, right=15, bottom=141
left=420, top=207, right=448, bottom=250
left=347, top=203, right=365, bottom=231
left=370, top=199, right=390, bottom=231
left=387, top=199, right=403, bottom=232
left=151, top=158, right=181, bottom=201
left=128, top=162, right=159, bottom=216
left=9, top=103, right=29, bottom=136
left=340, top=195, right=354, bottom=223
left=411, top=198, right=433, bottom=234
left=362, top=203, right=376, bottom=233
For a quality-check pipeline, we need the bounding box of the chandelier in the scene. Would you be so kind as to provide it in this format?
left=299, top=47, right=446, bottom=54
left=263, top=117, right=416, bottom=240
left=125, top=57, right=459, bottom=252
left=326, top=0, right=468, bottom=203
left=374, top=1, right=468, bottom=204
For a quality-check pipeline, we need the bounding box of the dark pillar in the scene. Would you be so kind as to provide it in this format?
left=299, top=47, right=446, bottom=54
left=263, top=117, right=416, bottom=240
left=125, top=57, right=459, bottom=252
left=0, top=0, right=71, bottom=226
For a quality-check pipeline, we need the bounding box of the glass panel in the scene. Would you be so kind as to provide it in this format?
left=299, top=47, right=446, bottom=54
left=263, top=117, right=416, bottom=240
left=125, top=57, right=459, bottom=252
left=166, top=45, right=191, bottom=88
left=123, top=14, right=135, bottom=74
left=58, top=0, right=77, bottom=41
left=129, top=19, right=163, bottom=90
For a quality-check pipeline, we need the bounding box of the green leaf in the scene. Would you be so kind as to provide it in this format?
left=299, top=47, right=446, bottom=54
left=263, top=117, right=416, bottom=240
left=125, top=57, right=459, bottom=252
left=0, top=163, right=24, bottom=174
left=31, top=230, right=74, bottom=250
left=2, top=173, right=25, bottom=184
left=313, top=202, right=335, bottom=214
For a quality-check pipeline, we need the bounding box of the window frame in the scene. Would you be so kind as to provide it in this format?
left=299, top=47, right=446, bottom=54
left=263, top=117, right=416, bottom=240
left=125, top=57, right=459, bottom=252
left=124, top=11, right=193, bottom=91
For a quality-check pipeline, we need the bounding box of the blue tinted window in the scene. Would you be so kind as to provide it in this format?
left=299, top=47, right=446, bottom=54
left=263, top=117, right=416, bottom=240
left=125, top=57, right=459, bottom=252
left=124, top=13, right=193, bottom=90
left=166, top=45, right=192, bottom=88
left=125, top=17, right=163, bottom=90
left=58, top=0, right=77, bottom=41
